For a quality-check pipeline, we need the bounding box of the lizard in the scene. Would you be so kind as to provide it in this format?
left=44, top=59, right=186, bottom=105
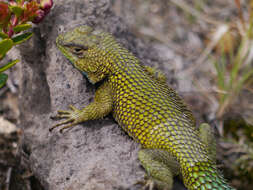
left=50, top=25, right=235, bottom=190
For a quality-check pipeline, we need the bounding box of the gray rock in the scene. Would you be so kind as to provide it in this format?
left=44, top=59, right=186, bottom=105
left=18, top=0, right=185, bottom=189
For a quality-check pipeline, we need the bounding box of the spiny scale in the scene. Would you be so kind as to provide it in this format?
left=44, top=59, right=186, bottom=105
left=55, top=26, right=235, bottom=190
left=101, top=30, right=234, bottom=190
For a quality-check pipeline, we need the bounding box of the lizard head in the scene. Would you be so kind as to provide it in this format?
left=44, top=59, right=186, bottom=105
left=56, top=25, right=115, bottom=84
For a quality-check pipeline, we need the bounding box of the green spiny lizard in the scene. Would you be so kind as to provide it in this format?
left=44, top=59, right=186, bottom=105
left=50, top=25, right=235, bottom=190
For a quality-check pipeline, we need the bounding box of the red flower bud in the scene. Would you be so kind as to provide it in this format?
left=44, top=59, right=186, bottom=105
left=40, top=0, right=53, bottom=14
left=22, top=1, right=39, bottom=22
left=32, top=9, right=45, bottom=23
left=7, top=28, right=14, bottom=37
left=32, top=0, right=53, bottom=23
left=0, top=2, right=10, bottom=24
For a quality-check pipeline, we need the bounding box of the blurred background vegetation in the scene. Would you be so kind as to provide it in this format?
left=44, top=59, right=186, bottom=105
left=1, top=0, right=253, bottom=189
left=112, top=0, right=253, bottom=189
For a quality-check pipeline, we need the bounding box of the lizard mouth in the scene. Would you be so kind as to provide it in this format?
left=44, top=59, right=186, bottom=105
left=55, top=34, right=78, bottom=65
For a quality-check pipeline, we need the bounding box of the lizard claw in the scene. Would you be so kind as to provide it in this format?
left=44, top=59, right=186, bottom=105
left=134, top=176, right=155, bottom=190
left=135, top=175, right=171, bottom=190
left=49, top=105, right=81, bottom=132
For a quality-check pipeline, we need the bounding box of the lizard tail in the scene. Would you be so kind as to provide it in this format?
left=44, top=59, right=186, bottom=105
left=182, top=162, right=235, bottom=190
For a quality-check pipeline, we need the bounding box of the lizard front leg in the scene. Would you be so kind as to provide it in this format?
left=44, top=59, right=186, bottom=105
left=50, top=81, right=113, bottom=133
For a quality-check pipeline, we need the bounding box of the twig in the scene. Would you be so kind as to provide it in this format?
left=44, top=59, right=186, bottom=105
left=5, top=167, right=12, bottom=190
left=234, top=0, right=246, bottom=31
left=183, top=24, right=229, bottom=75
left=131, top=26, right=190, bottom=57
left=192, top=76, right=218, bottom=110
left=170, top=0, right=224, bottom=26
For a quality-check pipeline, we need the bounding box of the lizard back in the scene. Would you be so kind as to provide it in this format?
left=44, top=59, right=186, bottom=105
left=105, top=36, right=233, bottom=190
left=55, top=26, right=235, bottom=190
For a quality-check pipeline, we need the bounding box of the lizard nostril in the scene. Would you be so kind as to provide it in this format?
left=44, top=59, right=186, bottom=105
left=56, top=35, right=64, bottom=46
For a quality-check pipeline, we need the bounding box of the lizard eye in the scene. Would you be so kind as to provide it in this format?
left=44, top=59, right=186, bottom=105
left=71, top=46, right=89, bottom=56
left=73, top=47, right=82, bottom=54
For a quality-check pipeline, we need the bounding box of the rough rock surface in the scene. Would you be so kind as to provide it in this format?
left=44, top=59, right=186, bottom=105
left=18, top=0, right=186, bottom=189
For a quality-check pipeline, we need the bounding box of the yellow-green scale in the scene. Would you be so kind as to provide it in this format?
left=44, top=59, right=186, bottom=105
left=106, top=46, right=232, bottom=190
left=54, top=26, right=235, bottom=190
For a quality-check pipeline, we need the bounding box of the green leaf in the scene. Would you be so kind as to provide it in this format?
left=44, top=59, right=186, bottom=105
left=0, top=59, right=19, bottom=73
left=0, top=39, right=13, bottom=59
left=235, top=68, right=253, bottom=95
left=12, top=32, right=33, bottom=45
left=0, top=32, right=8, bottom=39
left=0, top=73, right=8, bottom=88
left=9, top=5, right=23, bottom=17
left=13, top=24, right=32, bottom=33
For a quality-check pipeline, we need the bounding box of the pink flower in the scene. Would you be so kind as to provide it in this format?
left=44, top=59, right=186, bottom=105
left=32, top=9, right=45, bottom=23
left=40, top=0, right=53, bottom=14
left=22, top=1, right=40, bottom=22
left=32, top=0, right=53, bottom=23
